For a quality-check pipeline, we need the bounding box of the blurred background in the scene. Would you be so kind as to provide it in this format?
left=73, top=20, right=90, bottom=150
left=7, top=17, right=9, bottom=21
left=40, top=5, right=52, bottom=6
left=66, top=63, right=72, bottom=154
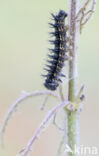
left=0, top=0, right=99, bottom=155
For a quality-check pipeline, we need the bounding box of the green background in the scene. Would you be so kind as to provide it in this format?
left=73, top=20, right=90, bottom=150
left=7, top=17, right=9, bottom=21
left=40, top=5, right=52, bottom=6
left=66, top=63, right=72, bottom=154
left=0, top=0, right=99, bottom=155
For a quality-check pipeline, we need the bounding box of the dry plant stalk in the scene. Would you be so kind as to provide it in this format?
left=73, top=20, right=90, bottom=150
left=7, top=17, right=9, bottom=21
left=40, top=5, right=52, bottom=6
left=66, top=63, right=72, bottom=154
left=0, top=90, right=60, bottom=146
left=64, top=0, right=96, bottom=156
left=0, top=0, right=96, bottom=156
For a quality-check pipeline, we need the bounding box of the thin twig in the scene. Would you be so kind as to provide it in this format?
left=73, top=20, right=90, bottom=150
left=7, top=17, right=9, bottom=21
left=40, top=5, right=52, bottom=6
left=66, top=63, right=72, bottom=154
left=59, top=85, right=65, bottom=102
left=76, top=0, right=96, bottom=32
left=52, top=86, right=65, bottom=131
left=40, top=95, right=49, bottom=110
left=57, top=114, right=67, bottom=156
left=81, top=0, right=96, bottom=26
left=53, top=114, right=64, bottom=131
left=0, top=90, right=60, bottom=146
left=57, top=134, right=65, bottom=156
left=76, top=0, right=90, bottom=19
left=17, top=101, right=69, bottom=156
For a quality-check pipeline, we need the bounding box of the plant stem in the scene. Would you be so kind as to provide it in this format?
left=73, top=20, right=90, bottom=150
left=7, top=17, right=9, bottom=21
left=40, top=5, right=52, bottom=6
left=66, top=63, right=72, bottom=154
left=65, top=0, right=80, bottom=156
left=68, top=0, right=79, bottom=101
left=66, top=110, right=79, bottom=156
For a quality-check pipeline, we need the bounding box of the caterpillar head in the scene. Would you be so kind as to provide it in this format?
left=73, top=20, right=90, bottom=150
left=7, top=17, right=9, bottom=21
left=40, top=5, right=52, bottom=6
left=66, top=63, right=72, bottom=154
left=58, top=10, right=68, bottom=20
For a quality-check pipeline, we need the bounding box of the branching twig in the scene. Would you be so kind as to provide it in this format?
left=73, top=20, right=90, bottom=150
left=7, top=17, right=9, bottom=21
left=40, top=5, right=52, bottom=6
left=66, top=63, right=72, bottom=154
left=76, top=0, right=90, bottom=19
left=81, top=0, right=96, bottom=26
left=0, top=90, right=60, bottom=146
left=16, top=101, right=69, bottom=156
left=76, top=0, right=96, bottom=32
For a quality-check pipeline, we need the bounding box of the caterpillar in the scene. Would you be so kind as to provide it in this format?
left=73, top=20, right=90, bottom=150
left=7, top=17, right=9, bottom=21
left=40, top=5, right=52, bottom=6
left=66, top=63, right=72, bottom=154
left=43, top=10, right=68, bottom=91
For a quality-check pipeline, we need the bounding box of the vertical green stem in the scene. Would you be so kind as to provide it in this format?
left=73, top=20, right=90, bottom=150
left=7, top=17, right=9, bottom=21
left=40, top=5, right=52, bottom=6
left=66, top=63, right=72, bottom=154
left=65, top=0, right=80, bottom=156
left=68, top=0, right=79, bottom=102
left=66, top=110, right=79, bottom=156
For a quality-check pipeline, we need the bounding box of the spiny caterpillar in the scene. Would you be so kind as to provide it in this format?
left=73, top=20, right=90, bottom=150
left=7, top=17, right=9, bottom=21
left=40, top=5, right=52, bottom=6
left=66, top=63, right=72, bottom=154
left=43, top=10, right=68, bottom=91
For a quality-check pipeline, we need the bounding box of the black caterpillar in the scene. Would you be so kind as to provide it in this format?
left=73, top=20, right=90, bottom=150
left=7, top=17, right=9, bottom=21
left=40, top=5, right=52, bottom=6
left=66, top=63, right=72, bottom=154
left=43, top=10, right=68, bottom=91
